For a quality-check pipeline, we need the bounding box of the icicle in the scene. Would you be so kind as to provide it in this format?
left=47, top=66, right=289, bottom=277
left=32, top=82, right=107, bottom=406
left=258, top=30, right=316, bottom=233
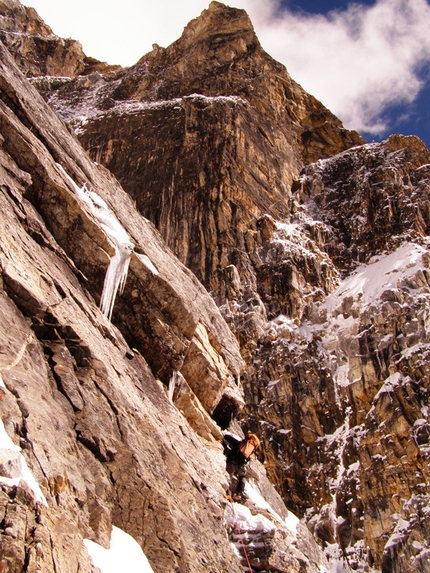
left=136, top=253, right=159, bottom=276
left=168, top=371, right=185, bottom=404
left=99, top=242, right=134, bottom=321
left=57, top=165, right=134, bottom=321
left=168, top=372, right=177, bottom=404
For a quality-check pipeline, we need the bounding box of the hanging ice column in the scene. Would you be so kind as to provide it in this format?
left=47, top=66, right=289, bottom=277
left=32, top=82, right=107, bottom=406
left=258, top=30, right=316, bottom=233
left=58, top=165, right=134, bottom=321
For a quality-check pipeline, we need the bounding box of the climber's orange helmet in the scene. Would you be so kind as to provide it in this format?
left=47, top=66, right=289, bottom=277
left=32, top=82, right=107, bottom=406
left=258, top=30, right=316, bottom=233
left=245, top=433, right=260, bottom=448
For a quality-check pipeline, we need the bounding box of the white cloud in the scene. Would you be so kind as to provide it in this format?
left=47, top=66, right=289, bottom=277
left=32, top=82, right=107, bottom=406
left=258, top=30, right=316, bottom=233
left=242, top=0, right=430, bottom=134
left=27, top=0, right=430, bottom=136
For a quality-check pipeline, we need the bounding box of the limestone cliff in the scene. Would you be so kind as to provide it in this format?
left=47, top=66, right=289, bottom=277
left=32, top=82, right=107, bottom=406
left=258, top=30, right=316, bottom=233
left=1, top=1, right=430, bottom=573
left=0, top=3, right=328, bottom=573
left=30, top=1, right=363, bottom=294
left=243, top=136, right=430, bottom=572
left=0, top=35, right=245, bottom=572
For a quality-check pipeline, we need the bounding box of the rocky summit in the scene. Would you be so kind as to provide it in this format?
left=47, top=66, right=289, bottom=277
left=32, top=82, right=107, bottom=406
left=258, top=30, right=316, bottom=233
left=0, top=1, right=430, bottom=572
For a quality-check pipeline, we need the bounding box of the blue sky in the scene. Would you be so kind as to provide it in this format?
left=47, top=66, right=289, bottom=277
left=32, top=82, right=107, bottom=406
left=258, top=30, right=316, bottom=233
left=283, top=0, right=376, bottom=14
left=277, top=0, right=430, bottom=148
left=26, top=0, right=430, bottom=150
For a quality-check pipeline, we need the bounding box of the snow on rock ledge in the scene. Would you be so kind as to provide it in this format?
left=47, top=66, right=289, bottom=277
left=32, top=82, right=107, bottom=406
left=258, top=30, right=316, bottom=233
left=0, top=419, right=47, bottom=506
left=224, top=483, right=329, bottom=573
left=84, top=526, right=154, bottom=573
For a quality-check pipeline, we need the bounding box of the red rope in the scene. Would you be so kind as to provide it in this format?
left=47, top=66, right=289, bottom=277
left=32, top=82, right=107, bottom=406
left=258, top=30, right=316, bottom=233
left=230, top=499, right=254, bottom=573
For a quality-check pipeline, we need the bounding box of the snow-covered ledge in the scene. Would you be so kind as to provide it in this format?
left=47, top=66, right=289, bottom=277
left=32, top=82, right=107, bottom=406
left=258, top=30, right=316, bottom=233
left=84, top=526, right=154, bottom=573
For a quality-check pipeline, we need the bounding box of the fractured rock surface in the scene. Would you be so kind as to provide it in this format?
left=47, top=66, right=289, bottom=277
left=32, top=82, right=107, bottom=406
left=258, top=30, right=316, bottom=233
left=0, top=5, right=328, bottom=573
left=1, top=1, right=430, bottom=572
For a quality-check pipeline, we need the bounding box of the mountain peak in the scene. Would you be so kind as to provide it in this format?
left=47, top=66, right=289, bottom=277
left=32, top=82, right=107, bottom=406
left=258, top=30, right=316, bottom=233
left=0, top=0, right=120, bottom=77
left=128, top=0, right=261, bottom=102
left=181, top=1, right=256, bottom=46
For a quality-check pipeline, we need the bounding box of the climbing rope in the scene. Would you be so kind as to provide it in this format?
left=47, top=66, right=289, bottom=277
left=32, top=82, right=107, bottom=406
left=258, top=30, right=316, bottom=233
left=229, top=495, right=254, bottom=573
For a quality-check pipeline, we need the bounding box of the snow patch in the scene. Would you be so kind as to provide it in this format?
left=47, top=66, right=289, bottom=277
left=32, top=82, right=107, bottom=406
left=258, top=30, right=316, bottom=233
left=334, top=363, right=350, bottom=388
left=69, top=93, right=245, bottom=133
left=245, top=482, right=299, bottom=534
left=322, top=242, right=428, bottom=314
left=325, top=544, right=355, bottom=573
left=401, top=342, right=430, bottom=360
left=222, top=430, right=243, bottom=443
left=285, top=510, right=300, bottom=536
left=272, top=220, right=332, bottom=269
left=185, top=93, right=245, bottom=106
left=373, top=372, right=402, bottom=400
left=0, top=419, right=47, bottom=506
left=0, top=418, right=21, bottom=464
left=224, top=501, right=276, bottom=533
left=84, top=526, right=154, bottom=573
left=385, top=516, right=411, bottom=549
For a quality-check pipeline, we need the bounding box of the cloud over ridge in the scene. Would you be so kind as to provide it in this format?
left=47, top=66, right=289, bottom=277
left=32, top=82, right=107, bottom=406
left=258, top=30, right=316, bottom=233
left=248, top=0, right=430, bottom=134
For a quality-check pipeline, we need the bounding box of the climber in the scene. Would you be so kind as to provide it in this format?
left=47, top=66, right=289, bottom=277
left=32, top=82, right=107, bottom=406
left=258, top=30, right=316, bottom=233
left=223, top=432, right=260, bottom=502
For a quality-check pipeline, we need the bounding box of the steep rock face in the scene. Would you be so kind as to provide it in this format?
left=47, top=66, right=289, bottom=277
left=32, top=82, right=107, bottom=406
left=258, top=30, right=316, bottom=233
left=242, top=138, right=430, bottom=572
left=92, top=0, right=362, bottom=165
left=32, top=1, right=363, bottom=384
left=0, top=38, right=237, bottom=572
left=0, top=25, right=330, bottom=573
left=0, top=38, right=244, bottom=414
left=28, top=1, right=363, bottom=296
left=2, top=1, right=430, bottom=573
left=293, top=135, right=430, bottom=272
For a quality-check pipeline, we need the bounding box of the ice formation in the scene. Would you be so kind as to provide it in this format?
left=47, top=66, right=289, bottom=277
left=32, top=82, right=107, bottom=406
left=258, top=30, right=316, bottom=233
left=57, top=165, right=134, bottom=320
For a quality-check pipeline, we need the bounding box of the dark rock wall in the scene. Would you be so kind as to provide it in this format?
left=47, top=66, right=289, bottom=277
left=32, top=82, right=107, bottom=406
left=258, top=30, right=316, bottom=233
left=30, top=2, right=363, bottom=296
left=293, top=135, right=430, bottom=273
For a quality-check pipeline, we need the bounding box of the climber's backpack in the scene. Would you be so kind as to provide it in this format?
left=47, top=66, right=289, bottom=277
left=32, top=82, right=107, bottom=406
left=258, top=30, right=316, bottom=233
left=239, top=440, right=255, bottom=459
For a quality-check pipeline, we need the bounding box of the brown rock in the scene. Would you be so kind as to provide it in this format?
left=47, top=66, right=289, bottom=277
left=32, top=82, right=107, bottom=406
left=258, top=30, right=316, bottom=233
left=0, top=31, right=329, bottom=573
left=0, top=38, right=244, bottom=572
left=23, top=1, right=362, bottom=296
left=293, top=135, right=430, bottom=272
left=2, top=1, right=430, bottom=572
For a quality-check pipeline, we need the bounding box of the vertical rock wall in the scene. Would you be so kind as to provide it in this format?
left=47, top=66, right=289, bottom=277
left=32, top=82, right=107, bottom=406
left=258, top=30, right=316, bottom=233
left=0, top=39, right=243, bottom=572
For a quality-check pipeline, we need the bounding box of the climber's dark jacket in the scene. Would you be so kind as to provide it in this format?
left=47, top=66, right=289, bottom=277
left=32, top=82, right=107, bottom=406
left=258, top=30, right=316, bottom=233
left=223, top=434, right=249, bottom=470
left=223, top=433, right=260, bottom=496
